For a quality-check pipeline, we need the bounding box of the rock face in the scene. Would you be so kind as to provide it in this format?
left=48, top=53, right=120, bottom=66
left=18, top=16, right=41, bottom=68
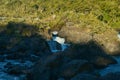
left=59, top=60, right=93, bottom=78
left=27, top=53, right=94, bottom=80
left=0, top=22, right=52, bottom=60
left=59, top=26, right=92, bottom=43
left=0, top=22, right=52, bottom=80
left=27, top=40, right=117, bottom=80
left=0, top=22, right=119, bottom=80
left=58, top=26, right=120, bottom=55
left=94, top=30, right=120, bottom=55
left=63, top=41, right=117, bottom=68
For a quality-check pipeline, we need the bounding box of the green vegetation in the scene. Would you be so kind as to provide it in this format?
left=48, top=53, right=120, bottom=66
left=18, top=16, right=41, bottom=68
left=0, top=0, right=120, bottom=32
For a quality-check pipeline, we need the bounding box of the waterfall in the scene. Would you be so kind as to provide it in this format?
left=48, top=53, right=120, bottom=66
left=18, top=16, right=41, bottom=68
left=47, top=31, right=70, bottom=53
left=117, top=33, right=120, bottom=39
left=47, top=41, right=61, bottom=53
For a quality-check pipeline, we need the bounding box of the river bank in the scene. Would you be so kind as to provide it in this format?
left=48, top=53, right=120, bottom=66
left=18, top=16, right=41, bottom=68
left=0, top=22, right=120, bottom=80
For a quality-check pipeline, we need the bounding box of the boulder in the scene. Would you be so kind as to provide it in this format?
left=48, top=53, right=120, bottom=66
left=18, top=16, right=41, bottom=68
left=59, top=60, right=94, bottom=78
left=63, top=41, right=117, bottom=68
left=59, top=25, right=120, bottom=55
left=94, top=30, right=120, bottom=55
left=27, top=53, right=94, bottom=80
left=26, top=53, right=61, bottom=80
left=26, top=61, right=51, bottom=80
left=58, top=26, right=92, bottom=43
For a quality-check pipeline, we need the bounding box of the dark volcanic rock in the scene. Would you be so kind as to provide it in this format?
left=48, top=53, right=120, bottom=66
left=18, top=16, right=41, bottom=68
left=11, top=37, right=51, bottom=54
left=27, top=53, right=94, bottom=80
left=26, top=40, right=118, bottom=80
left=59, top=60, right=94, bottom=78
left=5, top=36, right=52, bottom=61
left=63, top=41, right=117, bottom=68
left=27, top=53, right=64, bottom=80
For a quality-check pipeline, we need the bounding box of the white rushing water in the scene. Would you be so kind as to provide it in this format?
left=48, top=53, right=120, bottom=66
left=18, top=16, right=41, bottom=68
left=0, top=60, right=33, bottom=80
left=47, top=31, right=70, bottom=53
left=117, top=33, right=120, bottom=39
left=99, top=56, right=120, bottom=76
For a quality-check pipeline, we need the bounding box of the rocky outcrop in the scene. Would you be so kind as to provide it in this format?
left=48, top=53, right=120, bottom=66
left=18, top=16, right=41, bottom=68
left=27, top=53, right=94, bottom=80
left=58, top=26, right=92, bottom=43
left=0, top=22, right=119, bottom=80
left=94, top=30, right=120, bottom=55
left=0, top=22, right=52, bottom=61
left=59, top=60, right=93, bottom=78
left=26, top=39, right=118, bottom=80
left=58, top=25, right=120, bottom=55
left=63, top=41, right=117, bottom=68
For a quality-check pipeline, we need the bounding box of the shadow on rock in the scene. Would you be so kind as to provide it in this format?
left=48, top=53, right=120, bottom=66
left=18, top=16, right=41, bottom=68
left=63, top=40, right=117, bottom=68
left=0, top=21, right=52, bottom=61
left=27, top=40, right=117, bottom=80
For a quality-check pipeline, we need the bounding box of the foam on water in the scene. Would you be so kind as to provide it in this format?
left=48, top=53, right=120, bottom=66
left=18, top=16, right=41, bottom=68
left=47, top=32, right=70, bottom=53
left=47, top=40, right=70, bottom=53
left=117, top=34, right=120, bottom=39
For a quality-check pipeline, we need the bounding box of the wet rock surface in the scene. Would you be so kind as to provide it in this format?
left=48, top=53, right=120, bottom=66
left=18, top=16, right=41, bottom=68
left=0, top=22, right=119, bottom=80
left=28, top=41, right=117, bottom=80
left=0, top=22, right=52, bottom=80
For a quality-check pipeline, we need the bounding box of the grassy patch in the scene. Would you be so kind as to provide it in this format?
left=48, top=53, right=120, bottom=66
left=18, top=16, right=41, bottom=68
left=0, top=0, right=120, bottom=32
